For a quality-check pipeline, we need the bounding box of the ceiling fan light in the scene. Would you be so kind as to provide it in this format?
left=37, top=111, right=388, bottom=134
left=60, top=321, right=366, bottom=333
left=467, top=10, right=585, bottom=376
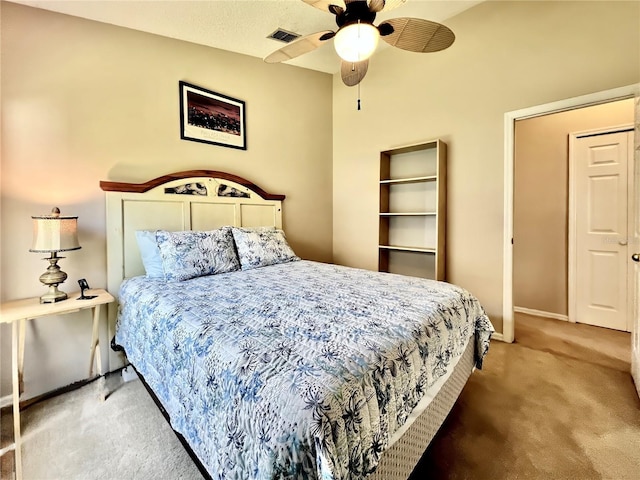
left=334, top=22, right=380, bottom=62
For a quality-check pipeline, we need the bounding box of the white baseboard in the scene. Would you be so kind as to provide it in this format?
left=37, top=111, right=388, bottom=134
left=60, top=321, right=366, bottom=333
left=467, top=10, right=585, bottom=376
left=514, top=306, right=569, bottom=322
left=491, top=332, right=505, bottom=342
left=0, top=394, right=12, bottom=409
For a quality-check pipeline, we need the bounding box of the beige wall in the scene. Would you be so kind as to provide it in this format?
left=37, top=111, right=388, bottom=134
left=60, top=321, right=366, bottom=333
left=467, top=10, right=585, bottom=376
left=332, top=0, right=640, bottom=333
left=513, top=99, right=634, bottom=316
left=0, top=2, right=333, bottom=398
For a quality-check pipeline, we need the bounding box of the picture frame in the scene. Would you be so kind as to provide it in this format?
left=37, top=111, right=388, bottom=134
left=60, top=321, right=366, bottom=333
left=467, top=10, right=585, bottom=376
left=179, top=81, right=246, bottom=150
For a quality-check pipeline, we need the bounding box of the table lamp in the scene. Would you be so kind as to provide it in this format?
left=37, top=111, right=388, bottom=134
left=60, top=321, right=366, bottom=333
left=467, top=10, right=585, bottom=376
left=30, top=207, right=81, bottom=303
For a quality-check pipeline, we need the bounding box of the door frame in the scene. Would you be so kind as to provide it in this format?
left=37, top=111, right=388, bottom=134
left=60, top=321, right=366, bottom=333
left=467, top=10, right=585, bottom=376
left=568, top=126, right=634, bottom=332
left=502, top=84, right=639, bottom=343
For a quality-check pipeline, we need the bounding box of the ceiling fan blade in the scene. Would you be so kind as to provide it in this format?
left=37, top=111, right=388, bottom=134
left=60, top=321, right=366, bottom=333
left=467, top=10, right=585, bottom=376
left=368, top=0, right=385, bottom=12
left=302, top=0, right=346, bottom=14
left=368, top=0, right=406, bottom=13
left=341, top=59, right=369, bottom=86
left=329, top=4, right=345, bottom=15
left=264, top=30, right=335, bottom=63
left=379, top=17, right=455, bottom=52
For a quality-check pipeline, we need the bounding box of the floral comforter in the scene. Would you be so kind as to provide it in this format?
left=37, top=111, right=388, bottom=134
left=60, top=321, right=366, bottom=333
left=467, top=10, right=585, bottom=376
left=115, top=260, right=493, bottom=479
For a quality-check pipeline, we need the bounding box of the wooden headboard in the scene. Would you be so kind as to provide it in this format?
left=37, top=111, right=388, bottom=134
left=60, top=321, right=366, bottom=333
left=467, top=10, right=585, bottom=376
left=100, top=170, right=285, bottom=368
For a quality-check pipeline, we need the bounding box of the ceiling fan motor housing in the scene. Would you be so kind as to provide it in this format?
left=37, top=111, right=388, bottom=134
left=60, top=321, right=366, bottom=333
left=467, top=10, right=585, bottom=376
left=335, top=1, right=377, bottom=28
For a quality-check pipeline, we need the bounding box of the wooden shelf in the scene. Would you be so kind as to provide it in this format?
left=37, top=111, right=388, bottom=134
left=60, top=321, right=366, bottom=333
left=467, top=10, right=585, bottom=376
left=379, top=245, right=436, bottom=253
left=380, top=212, right=437, bottom=216
left=380, top=176, right=437, bottom=185
left=378, top=139, right=446, bottom=281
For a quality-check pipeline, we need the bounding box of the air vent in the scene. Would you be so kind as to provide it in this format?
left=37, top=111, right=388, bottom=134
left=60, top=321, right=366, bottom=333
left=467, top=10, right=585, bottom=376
left=267, top=28, right=301, bottom=44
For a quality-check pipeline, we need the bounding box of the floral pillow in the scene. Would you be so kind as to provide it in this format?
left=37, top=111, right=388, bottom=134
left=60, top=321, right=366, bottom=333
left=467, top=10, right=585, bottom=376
left=231, top=227, right=300, bottom=270
left=156, top=227, right=240, bottom=281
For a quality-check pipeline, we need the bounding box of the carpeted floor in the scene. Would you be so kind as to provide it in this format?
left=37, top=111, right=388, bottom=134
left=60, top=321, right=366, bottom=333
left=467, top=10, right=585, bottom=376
left=411, top=314, right=638, bottom=480
left=2, top=315, right=639, bottom=480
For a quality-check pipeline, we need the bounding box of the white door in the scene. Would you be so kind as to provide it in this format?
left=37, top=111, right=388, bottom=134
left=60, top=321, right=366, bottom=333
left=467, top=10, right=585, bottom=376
left=631, top=98, right=639, bottom=397
left=574, top=130, right=633, bottom=331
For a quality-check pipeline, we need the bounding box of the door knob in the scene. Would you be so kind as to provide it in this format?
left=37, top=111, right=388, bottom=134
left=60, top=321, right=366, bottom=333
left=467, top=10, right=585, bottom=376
left=633, top=254, right=640, bottom=263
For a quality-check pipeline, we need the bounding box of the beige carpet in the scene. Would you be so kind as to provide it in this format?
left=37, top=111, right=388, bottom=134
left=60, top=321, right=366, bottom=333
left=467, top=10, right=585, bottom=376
left=412, top=314, right=638, bottom=479
left=2, top=315, right=639, bottom=480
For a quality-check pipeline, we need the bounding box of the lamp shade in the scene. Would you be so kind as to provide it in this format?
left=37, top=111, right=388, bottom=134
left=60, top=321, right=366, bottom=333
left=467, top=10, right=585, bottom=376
left=30, top=208, right=81, bottom=253
left=334, top=22, right=380, bottom=63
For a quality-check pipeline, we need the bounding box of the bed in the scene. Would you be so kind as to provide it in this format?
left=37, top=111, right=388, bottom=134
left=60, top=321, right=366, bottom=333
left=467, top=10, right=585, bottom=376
left=100, top=171, right=493, bottom=480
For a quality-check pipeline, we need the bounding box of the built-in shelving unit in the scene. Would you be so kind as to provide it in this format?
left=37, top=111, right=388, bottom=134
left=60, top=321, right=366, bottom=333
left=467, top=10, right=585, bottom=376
left=378, top=139, right=446, bottom=280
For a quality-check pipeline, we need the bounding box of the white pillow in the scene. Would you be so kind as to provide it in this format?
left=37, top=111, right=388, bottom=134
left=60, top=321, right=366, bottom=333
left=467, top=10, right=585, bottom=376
left=135, top=230, right=164, bottom=279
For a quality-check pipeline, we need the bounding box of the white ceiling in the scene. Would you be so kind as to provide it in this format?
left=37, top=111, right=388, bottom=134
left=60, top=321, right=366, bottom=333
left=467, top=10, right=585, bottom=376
left=10, top=0, right=482, bottom=73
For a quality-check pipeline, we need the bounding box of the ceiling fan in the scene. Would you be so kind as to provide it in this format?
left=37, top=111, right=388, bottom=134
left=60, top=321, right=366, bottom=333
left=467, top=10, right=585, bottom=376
left=264, top=0, right=455, bottom=87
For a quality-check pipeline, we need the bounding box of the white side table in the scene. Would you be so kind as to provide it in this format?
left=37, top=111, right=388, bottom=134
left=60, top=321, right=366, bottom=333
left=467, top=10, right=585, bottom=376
left=0, top=289, right=114, bottom=480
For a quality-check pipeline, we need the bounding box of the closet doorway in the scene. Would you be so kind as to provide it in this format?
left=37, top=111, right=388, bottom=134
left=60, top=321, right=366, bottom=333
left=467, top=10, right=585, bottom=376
left=513, top=99, right=635, bottom=333
left=501, top=85, right=638, bottom=344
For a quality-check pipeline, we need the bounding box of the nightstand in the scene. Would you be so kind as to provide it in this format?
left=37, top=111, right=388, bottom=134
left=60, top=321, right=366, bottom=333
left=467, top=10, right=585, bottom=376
left=0, top=289, right=114, bottom=480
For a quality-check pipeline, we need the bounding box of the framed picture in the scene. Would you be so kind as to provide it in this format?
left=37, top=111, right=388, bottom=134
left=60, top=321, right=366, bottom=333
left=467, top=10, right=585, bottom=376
left=179, top=81, right=246, bottom=150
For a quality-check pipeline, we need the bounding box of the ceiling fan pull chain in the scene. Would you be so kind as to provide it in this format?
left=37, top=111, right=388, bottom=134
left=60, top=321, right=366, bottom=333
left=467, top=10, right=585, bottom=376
left=357, top=82, right=361, bottom=110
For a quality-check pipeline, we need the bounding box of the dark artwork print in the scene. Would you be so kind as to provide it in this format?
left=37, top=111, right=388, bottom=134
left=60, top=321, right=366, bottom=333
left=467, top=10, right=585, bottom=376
left=187, top=91, right=241, bottom=136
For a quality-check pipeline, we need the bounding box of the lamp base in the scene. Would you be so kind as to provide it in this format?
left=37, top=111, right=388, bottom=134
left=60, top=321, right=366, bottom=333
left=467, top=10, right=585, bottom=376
left=40, top=285, right=68, bottom=304
left=38, top=253, right=69, bottom=303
